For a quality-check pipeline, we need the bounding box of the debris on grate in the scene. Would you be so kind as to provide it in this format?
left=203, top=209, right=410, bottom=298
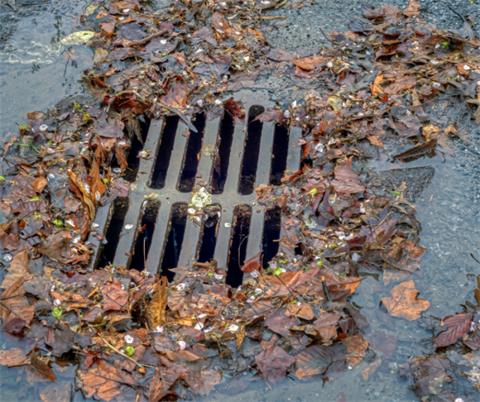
left=88, top=90, right=302, bottom=286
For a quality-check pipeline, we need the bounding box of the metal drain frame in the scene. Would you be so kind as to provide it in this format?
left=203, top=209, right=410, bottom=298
left=87, top=90, right=301, bottom=276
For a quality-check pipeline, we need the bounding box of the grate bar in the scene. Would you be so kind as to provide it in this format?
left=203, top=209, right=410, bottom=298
left=177, top=216, right=203, bottom=266
left=245, top=206, right=266, bottom=260
left=255, top=121, right=275, bottom=187
left=222, top=123, right=247, bottom=194
left=195, top=117, right=220, bottom=184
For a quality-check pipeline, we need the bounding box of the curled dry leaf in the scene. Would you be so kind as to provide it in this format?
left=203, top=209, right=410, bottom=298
left=384, top=76, right=417, bottom=95
left=1, top=249, right=30, bottom=289
left=101, top=279, right=129, bottom=311
left=402, top=0, right=421, bottom=17
left=240, top=251, right=262, bottom=273
left=381, top=280, right=430, bottom=321
left=370, top=73, right=384, bottom=97
left=147, top=276, right=168, bottom=330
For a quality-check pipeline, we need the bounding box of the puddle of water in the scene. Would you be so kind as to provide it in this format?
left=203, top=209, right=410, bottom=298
left=0, top=0, right=93, bottom=138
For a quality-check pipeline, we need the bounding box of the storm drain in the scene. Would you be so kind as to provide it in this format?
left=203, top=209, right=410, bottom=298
left=88, top=90, right=301, bottom=284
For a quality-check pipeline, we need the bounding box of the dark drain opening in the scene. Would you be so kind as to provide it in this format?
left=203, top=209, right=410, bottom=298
left=269, top=124, right=289, bottom=185
left=211, top=113, right=234, bottom=194
left=262, top=207, right=281, bottom=268
left=178, top=114, right=206, bottom=192
left=197, top=205, right=221, bottom=263
left=150, top=116, right=180, bottom=189
left=161, top=203, right=187, bottom=281
left=98, top=198, right=129, bottom=268
left=129, top=201, right=160, bottom=271
left=238, top=106, right=265, bottom=195
left=124, top=117, right=150, bottom=182
left=226, top=205, right=252, bottom=287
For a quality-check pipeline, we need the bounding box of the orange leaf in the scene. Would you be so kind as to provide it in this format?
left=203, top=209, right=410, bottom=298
left=370, top=73, right=384, bottom=97
left=0, top=348, right=29, bottom=367
left=381, top=280, right=430, bottom=321
left=402, top=0, right=420, bottom=17
left=384, top=76, right=417, bottom=95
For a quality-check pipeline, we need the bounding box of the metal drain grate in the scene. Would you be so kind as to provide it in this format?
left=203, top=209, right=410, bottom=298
left=87, top=90, right=301, bottom=281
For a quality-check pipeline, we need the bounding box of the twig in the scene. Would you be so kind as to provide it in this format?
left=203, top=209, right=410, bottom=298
left=322, top=280, right=332, bottom=302
left=95, top=329, right=154, bottom=368
left=275, top=0, right=288, bottom=8
left=260, top=15, right=286, bottom=19
left=319, top=27, right=332, bottom=43
left=471, top=253, right=480, bottom=265
left=447, top=6, right=467, bottom=23
left=127, top=29, right=168, bottom=47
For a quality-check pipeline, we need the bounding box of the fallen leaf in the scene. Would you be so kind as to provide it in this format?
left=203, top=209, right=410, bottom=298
left=331, top=157, right=365, bottom=194
left=1, top=249, right=30, bottom=289
left=0, top=348, right=29, bottom=367
left=285, top=302, right=315, bottom=321
left=384, top=76, right=417, bottom=95
left=255, top=338, right=296, bottom=384
left=265, top=309, right=299, bottom=337
left=101, top=279, right=129, bottom=311
left=402, top=0, right=420, bottom=17
left=29, top=352, right=57, bottom=382
left=433, top=312, right=473, bottom=348
left=147, top=276, right=168, bottom=329
left=312, top=313, right=341, bottom=340
left=39, top=381, right=71, bottom=402
left=381, top=280, right=430, bottom=321
left=362, top=359, right=382, bottom=381
left=370, top=73, right=384, bottom=97
left=342, top=333, right=369, bottom=367
left=240, top=252, right=262, bottom=273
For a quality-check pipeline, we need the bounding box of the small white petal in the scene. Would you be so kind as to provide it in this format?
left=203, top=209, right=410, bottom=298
left=119, top=16, right=124, bottom=20
left=178, top=340, right=186, bottom=349
left=215, top=99, right=222, bottom=105
left=187, top=208, right=196, bottom=214
left=125, top=224, right=134, bottom=230
left=225, top=222, right=231, bottom=228
left=39, top=124, right=48, bottom=131
left=250, top=270, right=259, bottom=278
left=124, top=335, right=134, bottom=344
left=292, top=100, right=297, bottom=108
left=198, top=313, right=207, bottom=318
left=227, top=324, right=239, bottom=332
left=53, top=299, right=61, bottom=307
left=155, top=325, right=164, bottom=332
left=247, top=296, right=255, bottom=303
left=327, top=62, right=333, bottom=68
left=176, top=283, right=186, bottom=290
left=123, top=8, right=129, bottom=12
left=432, top=82, right=441, bottom=88
left=50, top=285, right=55, bottom=292
left=195, top=323, right=204, bottom=330
left=254, top=288, right=262, bottom=294
left=92, top=223, right=100, bottom=228
left=4, top=255, right=12, bottom=262
left=214, top=274, right=223, bottom=280
left=284, top=110, right=290, bottom=118
left=197, top=99, right=203, bottom=107
left=463, top=65, right=471, bottom=71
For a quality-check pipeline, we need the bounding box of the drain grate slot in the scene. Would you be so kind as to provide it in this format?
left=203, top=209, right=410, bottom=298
left=124, top=118, right=150, bottom=182
left=161, top=203, right=187, bottom=281
left=262, top=207, right=282, bottom=268
left=178, top=114, right=206, bottom=192
left=197, top=205, right=221, bottom=263
left=98, top=198, right=129, bottom=268
left=150, top=116, right=179, bottom=190
left=211, top=113, right=234, bottom=194
left=269, top=124, right=290, bottom=186
left=129, top=200, right=160, bottom=271
left=238, top=106, right=264, bottom=195
left=226, top=205, right=251, bottom=287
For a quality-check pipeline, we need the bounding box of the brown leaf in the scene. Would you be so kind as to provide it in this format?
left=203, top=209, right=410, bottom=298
left=402, top=0, right=421, bottom=17
left=365, top=331, right=397, bottom=359
left=147, top=276, right=168, bottom=330
left=384, top=76, right=417, bottom=95
left=224, top=97, right=245, bottom=124
left=285, top=302, right=315, bottom=321
left=39, top=381, right=71, bottom=402
left=240, top=252, right=262, bottom=273
left=433, top=312, right=473, bottom=348
left=149, top=363, right=185, bottom=402
left=293, top=345, right=334, bottom=380
left=290, top=55, right=324, bottom=71
left=101, top=279, right=129, bottom=311
left=0, top=348, right=29, bottom=367
left=0, top=277, right=34, bottom=332
left=370, top=73, right=384, bottom=97
left=331, top=157, right=365, bottom=194
left=83, top=359, right=135, bottom=401
left=362, top=359, right=382, bottom=381
left=40, top=231, right=73, bottom=261
left=342, top=333, right=369, bottom=367
left=29, top=352, right=57, bottom=382
left=254, top=108, right=285, bottom=125
left=89, top=157, right=106, bottom=206
left=1, top=250, right=30, bottom=289
left=68, top=170, right=95, bottom=219
left=381, top=280, right=430, bottom=321
left=312, top=313, right=341, bottom=340
left=255, top=339, right=296, bottom=384
left=264, top=309, right=299, bottom=337
left=32, top=177, right=48, bottom=193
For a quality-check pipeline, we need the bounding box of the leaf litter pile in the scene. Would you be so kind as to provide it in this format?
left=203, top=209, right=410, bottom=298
left=0, top=0, right=480, bottom=400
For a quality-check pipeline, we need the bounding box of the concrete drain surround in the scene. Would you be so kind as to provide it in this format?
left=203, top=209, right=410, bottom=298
left=87, top=90, right=301, bottom=283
